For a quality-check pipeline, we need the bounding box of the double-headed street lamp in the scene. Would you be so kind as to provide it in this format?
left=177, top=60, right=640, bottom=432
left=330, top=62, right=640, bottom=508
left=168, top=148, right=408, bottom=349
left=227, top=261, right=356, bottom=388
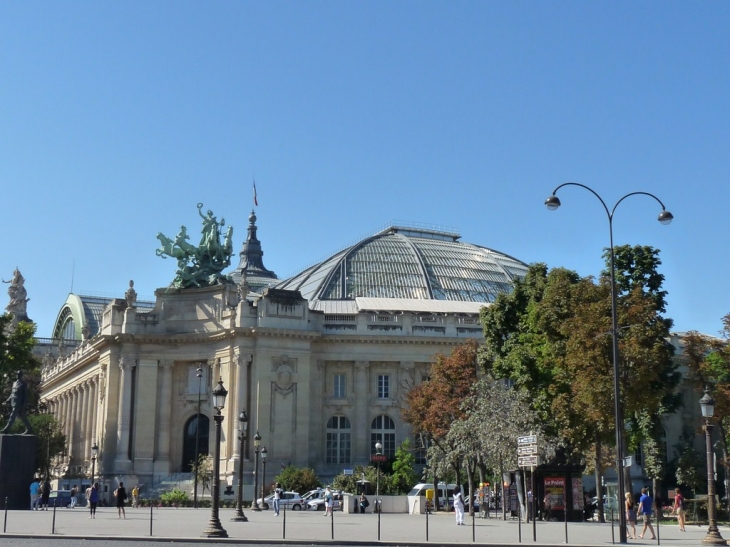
left=545, top=183, right=672, bottom=544
left=194, top=365, right=203, bottom=509
left=261, top=446, right=268, bottom=503
left=699, top=388, right=726, bottom=546
left=252, top=431, right=262, bottom=511
left=90, top=442, right=99, bottom=487
left=231, top=410, right=249, bottom=522
left=202, top=378, right=228, bottom=538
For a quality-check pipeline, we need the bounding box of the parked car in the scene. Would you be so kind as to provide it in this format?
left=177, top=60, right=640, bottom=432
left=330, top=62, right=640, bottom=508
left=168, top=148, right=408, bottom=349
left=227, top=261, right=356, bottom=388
left=307, top=490, right=345, bottom=511
left=49, top=490, right=73, bottom=508
left=407, top=483, right=456, bottom=510
left=256, top=491, right=304, bottom=510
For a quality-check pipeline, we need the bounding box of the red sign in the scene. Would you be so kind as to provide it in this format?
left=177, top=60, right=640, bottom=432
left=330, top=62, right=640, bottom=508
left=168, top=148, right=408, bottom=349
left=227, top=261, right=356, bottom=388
left=371, top=454, right=387, bottom=462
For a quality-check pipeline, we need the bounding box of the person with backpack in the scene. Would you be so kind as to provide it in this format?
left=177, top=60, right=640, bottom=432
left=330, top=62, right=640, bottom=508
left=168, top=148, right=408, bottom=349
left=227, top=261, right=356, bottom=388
left=673, top=487, right=687, bottom=532
left=114, top=482, right=127, bottom=518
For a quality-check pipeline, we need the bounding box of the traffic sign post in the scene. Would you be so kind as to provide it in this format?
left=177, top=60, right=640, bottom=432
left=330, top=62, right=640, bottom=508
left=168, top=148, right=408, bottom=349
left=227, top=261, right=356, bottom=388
left=518, top=455, right=539, bottom=467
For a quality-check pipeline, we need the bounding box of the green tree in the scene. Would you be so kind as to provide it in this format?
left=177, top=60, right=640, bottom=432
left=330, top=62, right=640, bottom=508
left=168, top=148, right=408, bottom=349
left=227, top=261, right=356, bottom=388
left=30, top=413, right=66, bottom=478
left=191, top=454, right=213, bottom=496
left=274, top=465, right=321, bottom=494
left=390, top=439, right=418, bottom=494
left=0, top=315, right=41, bottom=423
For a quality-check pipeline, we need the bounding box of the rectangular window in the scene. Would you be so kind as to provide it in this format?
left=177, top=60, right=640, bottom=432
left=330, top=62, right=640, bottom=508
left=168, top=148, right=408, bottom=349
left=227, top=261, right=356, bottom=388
left=377, top=375, right=390, bottom=399
left=333, top=374, right=346, bottom=398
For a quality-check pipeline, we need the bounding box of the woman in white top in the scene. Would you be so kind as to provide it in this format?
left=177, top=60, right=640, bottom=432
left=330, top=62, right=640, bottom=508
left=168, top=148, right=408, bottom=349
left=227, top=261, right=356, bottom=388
left=453, top=486, right=465, bottom=525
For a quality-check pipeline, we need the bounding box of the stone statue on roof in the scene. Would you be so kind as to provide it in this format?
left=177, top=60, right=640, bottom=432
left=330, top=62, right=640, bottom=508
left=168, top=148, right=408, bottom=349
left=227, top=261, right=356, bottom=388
left=156, top=204, right=234, bottom=289
left=3, top=268, right=30, bottom=322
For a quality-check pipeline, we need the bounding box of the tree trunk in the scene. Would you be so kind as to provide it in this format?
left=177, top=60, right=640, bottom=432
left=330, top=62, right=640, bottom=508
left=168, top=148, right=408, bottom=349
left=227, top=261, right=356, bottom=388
left=466, top=458, right=475, bottom=516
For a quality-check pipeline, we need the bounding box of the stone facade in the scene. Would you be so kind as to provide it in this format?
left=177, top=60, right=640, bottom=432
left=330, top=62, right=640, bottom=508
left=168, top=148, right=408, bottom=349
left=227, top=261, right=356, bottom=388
left=40, top=283, right=480, bottom=499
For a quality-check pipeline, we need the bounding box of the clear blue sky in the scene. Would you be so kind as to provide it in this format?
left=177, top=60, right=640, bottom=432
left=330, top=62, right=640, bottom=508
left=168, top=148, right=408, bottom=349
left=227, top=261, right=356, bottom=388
left=1, top=1, right=728, bottom=339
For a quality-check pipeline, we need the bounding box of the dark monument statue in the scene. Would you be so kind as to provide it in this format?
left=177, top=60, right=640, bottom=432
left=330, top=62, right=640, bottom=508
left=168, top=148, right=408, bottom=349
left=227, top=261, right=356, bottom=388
left=1, top=370, right=33, bottom=435
left=0, top=370, right=37, bottom=509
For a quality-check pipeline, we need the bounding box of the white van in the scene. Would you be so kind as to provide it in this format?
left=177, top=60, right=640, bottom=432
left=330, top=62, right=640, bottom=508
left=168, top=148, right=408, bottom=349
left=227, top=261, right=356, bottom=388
left=407, top=482, right=456, bottom=509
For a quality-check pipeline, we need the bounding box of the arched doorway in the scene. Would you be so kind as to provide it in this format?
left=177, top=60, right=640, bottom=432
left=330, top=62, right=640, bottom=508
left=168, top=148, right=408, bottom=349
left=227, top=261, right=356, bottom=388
left=182, top=414, right=209, bottom=472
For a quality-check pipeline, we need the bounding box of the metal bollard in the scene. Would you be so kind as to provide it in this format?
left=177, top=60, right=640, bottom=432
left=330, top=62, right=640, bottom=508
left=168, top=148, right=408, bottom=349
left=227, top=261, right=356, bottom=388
left=610, top=507, right=614, bottom=544
left=330, top=501, right=334, bottom=540
left=518, top=504, right=521, bottom=543
left=282, top=496, right=286, bottom=539
left=51, top=501, right=57, bottom=534
left=426, top=501, right=429, bottom=541
left=377, top=499, right=381, bottom=541
left=149, top=501, right=153, bottom=536
left=3, top=496, right=7, bottom=533
left=564, top=505, right=568, bottom=544
left=472, top=505, right=476, bottom=542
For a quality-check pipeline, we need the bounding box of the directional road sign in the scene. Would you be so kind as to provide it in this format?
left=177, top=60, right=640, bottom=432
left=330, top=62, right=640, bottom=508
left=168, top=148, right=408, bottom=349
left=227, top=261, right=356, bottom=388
left=518, top=444, right=539, bottom=456
left=518, top=455, right=539, bottom=467
left=517, top=435, right=537, bottom=445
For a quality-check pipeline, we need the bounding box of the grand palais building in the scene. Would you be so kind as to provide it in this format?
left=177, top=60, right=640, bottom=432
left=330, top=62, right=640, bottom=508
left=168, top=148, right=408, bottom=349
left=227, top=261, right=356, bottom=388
left=36, top=211, right=532, bottom=499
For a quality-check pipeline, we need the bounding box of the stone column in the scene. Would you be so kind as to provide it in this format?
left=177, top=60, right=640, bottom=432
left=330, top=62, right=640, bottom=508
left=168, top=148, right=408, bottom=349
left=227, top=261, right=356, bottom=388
left=115, top=356, right=135, bottom=468
left=155, top=360, right=173, bottom=472
left=68, top=388, right=78, bottom=462
left=84, top=379, right=96, bottom=456
left=354, top=361, right=370, bottom=462
left=79, top=382, right=90, bottom=462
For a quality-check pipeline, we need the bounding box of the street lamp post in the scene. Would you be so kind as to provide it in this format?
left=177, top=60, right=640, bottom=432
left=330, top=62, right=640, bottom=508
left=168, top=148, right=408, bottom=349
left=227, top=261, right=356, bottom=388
left=90, top=442, right=99, bottom=488
left=231, top=410, right=248, bottom=522
left=261, top=447, right=268, bottom=503
left=252, top=431, right=262, bottom=511
left=202, top=378, right=228, bottom=538
left=375, top=442, right=383, bottom=498
left=699, top=388, right=726, bottom=546
left=194, top=365, right=203, bottom=509
left=545, top=183, right=672, bottom=544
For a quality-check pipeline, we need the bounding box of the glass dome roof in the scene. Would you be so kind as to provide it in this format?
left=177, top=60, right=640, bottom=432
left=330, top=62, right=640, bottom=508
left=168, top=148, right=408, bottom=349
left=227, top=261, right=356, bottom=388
left=276, top=225, right=528, bottom=304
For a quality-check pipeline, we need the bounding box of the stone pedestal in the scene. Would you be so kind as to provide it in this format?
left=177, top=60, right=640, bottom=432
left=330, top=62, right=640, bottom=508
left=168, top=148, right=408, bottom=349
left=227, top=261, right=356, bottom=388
left=0, top=435, right=37, bottom=510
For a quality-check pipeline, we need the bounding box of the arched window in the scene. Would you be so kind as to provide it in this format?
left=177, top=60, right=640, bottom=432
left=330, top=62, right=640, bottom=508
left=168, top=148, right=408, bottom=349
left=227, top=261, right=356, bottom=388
left=370, top=415, right=396, bottom=458
left=326, top=416, right=351, bottom=464
left=182, top=414, right=209, bottom=472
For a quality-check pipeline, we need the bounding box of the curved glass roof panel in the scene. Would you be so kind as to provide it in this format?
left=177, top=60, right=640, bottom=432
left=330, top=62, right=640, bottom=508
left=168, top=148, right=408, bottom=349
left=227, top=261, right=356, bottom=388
left=276, top=226, right=529, bottom=306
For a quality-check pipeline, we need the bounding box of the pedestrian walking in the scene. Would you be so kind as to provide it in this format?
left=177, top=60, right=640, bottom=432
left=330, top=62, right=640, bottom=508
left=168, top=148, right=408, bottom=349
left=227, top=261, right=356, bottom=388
left=673, top=487, right=687, bottom=532
left=70, top=486, right=77, bottom=508
left=40, top=478, right=51, bottom=510
left=453, top=486, right=465, bottom=525
left=132, top=485, right=140, bottom=508
left=273, top=482, right=283, bottom=516
left=638, top=487, right=656, bottom=540
left=88, top=483, right=99, bottom=518
left=29, top=478, right=40, bottom=510
left=625, top=492, right=637, bottom=539
left=323, top=487, right=333, bottom=516
left=114, top=482, right=127, bottom=518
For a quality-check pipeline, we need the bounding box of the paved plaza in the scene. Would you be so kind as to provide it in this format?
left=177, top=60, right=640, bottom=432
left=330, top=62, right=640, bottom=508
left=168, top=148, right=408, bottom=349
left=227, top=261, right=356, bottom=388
left=0, top=506, right=723, bottom=546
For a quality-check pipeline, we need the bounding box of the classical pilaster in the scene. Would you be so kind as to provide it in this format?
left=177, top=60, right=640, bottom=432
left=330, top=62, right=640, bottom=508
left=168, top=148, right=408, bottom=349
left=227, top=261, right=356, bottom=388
left=354, top=361, right=370, bottom=461
left=115, top=356, right=135, bottom=468
left=133, top=359, right=159, bottom=475
left=154, top=360, right=173, bottom=472
left=84, top=379, right=96, bottom=457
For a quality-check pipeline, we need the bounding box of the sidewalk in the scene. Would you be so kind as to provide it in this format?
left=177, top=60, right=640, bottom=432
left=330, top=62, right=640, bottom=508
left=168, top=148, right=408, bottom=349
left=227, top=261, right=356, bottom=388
left=2, top=506, right=723, bottom=546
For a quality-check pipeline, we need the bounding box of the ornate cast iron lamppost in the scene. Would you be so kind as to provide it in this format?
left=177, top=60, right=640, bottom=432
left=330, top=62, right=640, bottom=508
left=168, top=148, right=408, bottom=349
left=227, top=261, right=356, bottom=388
left=260, top=446, right=268, bottom=504
left=252, top=431, right=262, bottom=511
left=545, top=183, right=672, bottom=544
left=375, top=441, right=383, bottom=498
left=90, top=442, right=99, bottom=488
left=202, top=378, right=228, bottom=538
left=699, top=388, right=727, bottom=546
left=231, top=410, right=248, bottom=522
left=194, top=365, right=203, bottom=509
